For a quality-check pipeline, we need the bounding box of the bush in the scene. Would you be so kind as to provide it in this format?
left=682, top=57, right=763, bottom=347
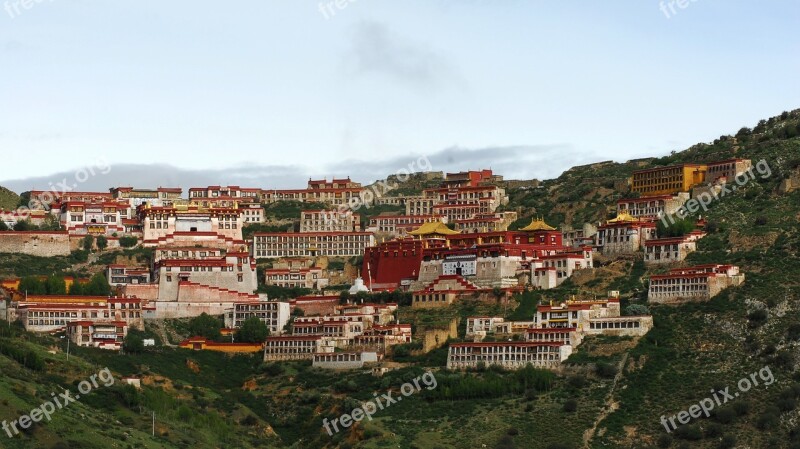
left=673, top=424, right=703, bottom=441
left=96, top=235, right=108, bottom=251
left=719, top=434, right=736, bottom=449
left=657, top=434, right=672, bottom=448
left=562, top=399, right=578, bottom=412
left=595, top=362, right=617, bottom=378
left=119, top=235, right=138, bottom=248
left=82, top=235, right=94, bottom=251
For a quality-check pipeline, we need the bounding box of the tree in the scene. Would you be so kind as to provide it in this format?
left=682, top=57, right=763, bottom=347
left=624, top=304, right=650, bottom=316
left=13, top=220, right=34, bottom=231
left=657, top=215, right=695, bottom=237
left=236, top=316, right=269, bottom=343
left=84, top=273, right=111, bottom=296
left=82, top=235, right=94, bottom=251
left=45, top=275, right=67, bottom=295
left=123, top=332, right=145, bottom=354
left=119, top=236, right=138, bottom=248
left=18, top=276, right=46, bottom=295
left=0, top=220, right=8, bottom=231
left=96, top=235, right=108, bottom=251
left=188, top=313, right=222, bottom=341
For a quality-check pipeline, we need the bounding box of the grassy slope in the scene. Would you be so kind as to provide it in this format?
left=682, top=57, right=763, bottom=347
left=0, top=186, right=20, bottom=211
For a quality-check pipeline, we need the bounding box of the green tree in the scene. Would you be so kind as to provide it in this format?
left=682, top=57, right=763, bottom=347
left=96, top=235, right=108, bottom=251
left=657, top=215, right=695, bottom=237
left=13, top=220, right=34, bottom=231
left=45, top=275, right=67, bottom=295
left=188, top=313, right=223, bottom=341
left=624, top=304, right=650, bottom=316
left=69, top=281, right=85, bottom=295
left=236, top=316, right=269, bottom=343
left=123, top=332, right=145, bottom=354
left=18, top=276, right=46, bottom=295
left=119, top=236, right=138, bottom=248
left=82, top=235, right=95, bottom=251
left=84, top=273, right=111, bottom=296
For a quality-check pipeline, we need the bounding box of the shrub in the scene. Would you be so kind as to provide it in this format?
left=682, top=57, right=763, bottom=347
left=562, top=399, right=578, bottom=412
left=119, top=236, right=138, bottom=248
left=719, top=434, right=736, bottom=449
left=82, top=235, right=94, bottom=251
left=595, top=362, right=617, bottom=378
left=713, top=406, right=735, bottom=424
left=96, top=235, right=108, bottom=251
left=657, top=434, right=672, bottom=448
left=673, top=424, right=702, bottom=441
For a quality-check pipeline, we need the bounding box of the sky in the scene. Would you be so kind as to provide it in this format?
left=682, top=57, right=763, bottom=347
left=1, top=0, right=799, bottom=192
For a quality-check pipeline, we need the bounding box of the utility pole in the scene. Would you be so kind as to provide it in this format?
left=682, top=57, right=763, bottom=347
left=152, top=411, right=155, bottom=437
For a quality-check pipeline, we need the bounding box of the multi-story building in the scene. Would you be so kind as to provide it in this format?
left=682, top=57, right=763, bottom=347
left=188, top=185, right=263, bottom=202
left=16, top=296, right=144, bottom=333
left=107, top=265, right=151, bottom=286
left=404, top=170, right=507, bottom=221
left=465, top=316, right=506, bottom=338
left=264, top=266, right=328, bottom=289
left=643, top=231, right=705, bottom=265
left=364, top=218, right=586, bottom=291
left=367, top=214, right=445, bottom=238
left=446, top=342, right=572, bottom=370
left=351, top=324, right=412, bottom=351
left=312, top=351, right=379, bottom=370
left=531, top=249, right=594, bottom=289
left=648, top=264, right=745, bottom=303
left=226, top=300, right=291, bottom=335
left=596, top=212, right=657, bottom=255
left=60, top=201, right=126, bottom=238
left=110, top=187, right=183, bottom=220
left=617, top=193, right=690, bottom=220
left=705, top=159, right=753, bottom=184
left=263, top=335, right=334, bottom=361
left=154, top=250, right=257, bottom=301
left=631, top=164, right=708, bottom=196
left=139, top=204, right=246, bottom=247
left=453, top=212, right=518, bottom=233
left=263, top=178, right=365, bottom=206
left=300, top=210, right=360, bottom=232
left=66, top=320, right=128, bottom=350
left=447, top=293, right=653, bottom=371
left=252, top=232, right=374, bottom=258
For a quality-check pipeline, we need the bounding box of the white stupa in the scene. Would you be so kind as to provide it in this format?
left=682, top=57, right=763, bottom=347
left=349, top=277, right=370, bottom=294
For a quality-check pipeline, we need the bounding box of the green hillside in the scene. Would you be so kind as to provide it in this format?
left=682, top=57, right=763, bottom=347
left=1, top=109, right=799, bottom=449
left=0, top=186, right=20, bottom=211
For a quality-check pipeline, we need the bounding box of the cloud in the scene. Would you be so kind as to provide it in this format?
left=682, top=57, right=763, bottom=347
left=0, top=144, right=595, bottom=194
left=347, top=21, right=461, bottom=92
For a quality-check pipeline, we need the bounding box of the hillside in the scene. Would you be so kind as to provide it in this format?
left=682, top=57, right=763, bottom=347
left=1, top=109, right=800, bottom=449
left=0, top=186, right=20, bottom=211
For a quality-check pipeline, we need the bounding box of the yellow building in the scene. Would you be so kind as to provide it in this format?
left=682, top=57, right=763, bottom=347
left=631, top=164, right=707, bottom=196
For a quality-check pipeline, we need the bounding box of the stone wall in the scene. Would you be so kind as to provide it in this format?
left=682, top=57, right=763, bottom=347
left=0, top=231, right=70, bottom=257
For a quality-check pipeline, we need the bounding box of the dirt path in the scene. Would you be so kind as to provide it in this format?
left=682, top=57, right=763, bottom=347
left=582, top=353, right=629, bottom=449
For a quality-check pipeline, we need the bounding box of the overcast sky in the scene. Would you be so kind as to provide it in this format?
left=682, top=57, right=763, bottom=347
left=1, top=1, right=798, bottom=192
